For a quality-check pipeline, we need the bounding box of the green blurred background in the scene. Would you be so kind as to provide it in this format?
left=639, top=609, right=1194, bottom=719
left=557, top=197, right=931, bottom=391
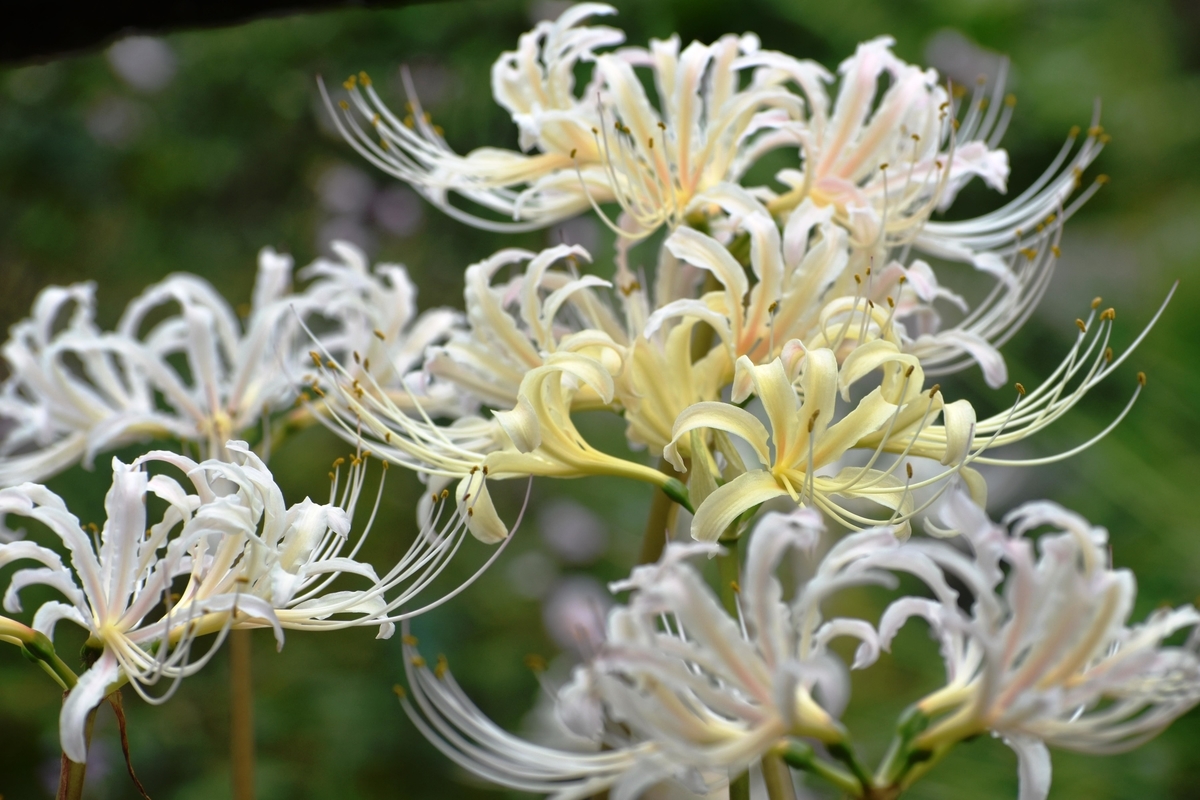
left=0, top=0, right=1198, bottom=797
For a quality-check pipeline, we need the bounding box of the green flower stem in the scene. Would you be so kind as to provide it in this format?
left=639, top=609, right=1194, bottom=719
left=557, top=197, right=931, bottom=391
left=716, top=532, right=741, bottom=617
left=828, top=742, right=875, bottom=794
left=1, top=615, right=78, bottom=689
left=729, top=769, right=751, bottom=800
left=230, top=627, right=257, bottom=800
left=779, top=741, right=861, bottom=796
left=874, top=705, right=932, bottom=788
left=638, top=458, right=685, bottom=564
left=762, top=753, right=799, bottom=800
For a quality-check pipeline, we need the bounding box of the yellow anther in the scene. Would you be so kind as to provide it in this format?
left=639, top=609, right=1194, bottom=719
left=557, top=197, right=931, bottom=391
left=1088, top=125, right=1104, bottom=137
left=1099, top=133, right=1111, bottom=144
left=440, top=489, right=449, bottom=499
left=880, top=162, right=889, bottom=170
left=1104, top=347, right=1113, bottom=363
left=904, top=365, right=914, bottom=378
left=310, top=351, right=322, bottom=366
left=952, top=118, right=961, bottom=131
left=403, top=115, right=414, bottom=128
left=402, top=634, right=419, bottom=646
left=1075, top=319, right=1087, bottom=333
left=384, top=431, right=392, bottom=442
left=362, top=357, right=370, bottom=371
left=332, top=457, right=345, bottom=468
left=435, top=654, right=449, bottom=679
left=886, top=296, right=895, bottom=308
left=338, top=100, right=349, bottom=111
left=1069, top=125, right=1081, bottom=138
left=1137, top=372, right=1147, bottom=386
left=1020, top=248, right=1038, bottom=259
left=393, top=685, right=406, bottom=699
left=411, top=656, right=426, bottom=668
left=1102, top=308, right=1116, bottom=321
left=343, top=75, right=357, bottom=90
left=730, top=580, right=741, bottom=594
left=1095, top=174, right=1110, bottom=185
left=569, top=148, right=577, bottom=159
left=1015, top=382, right=1026, bottom=396
left=1005, top=93, right=1017, bottom=107
left=978, top=96, right=990, bottom=110
left=373, top=329, right=386, bottom=340
left=1051, top=245, right=1061, bottom=257
left=371, top=113, right=380, bottom=126
left=1091, top=297, right=1103, bottom=309
left=929, top=383, right=941, bottom=397
left=353, top=351, right=361, bottom=364
left=358, top=71, right=371, bottom=87
left=379, top=139, right=389, bottom=150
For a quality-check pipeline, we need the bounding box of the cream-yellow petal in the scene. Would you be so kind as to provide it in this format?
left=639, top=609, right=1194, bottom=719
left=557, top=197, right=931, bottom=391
left=666, top=401, right=772, bottom=472
left=455, top=472, right=509, bottom=544
left=493, top=395, right=540, bottom=453
left=690, top=470, right=788, bottom=542
left=940, top=399, right=977, bottom=466
left=813, top=387, right=898, bottom=466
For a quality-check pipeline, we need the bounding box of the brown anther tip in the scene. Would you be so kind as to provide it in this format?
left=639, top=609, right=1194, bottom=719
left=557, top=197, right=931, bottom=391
left=730, top=580, right=741, bottom=594
left=384, top=431, right=392, bottom=442
left=373, top=329, right=386, bottom=340
left=647, top=137, right=654, bottom=149
left=352, top=351, right=361, bottom=364
left=929, top=383, right=941, bottom=396
left=326, top=360, right=336, bottom=369
left=1075, top=319, right=1087, bottom=333
left=469, top=465, right=478, bottom=474
left=911, top=133, right=920, bottom=141
left=1137, top=372, right=1147, bottom=386
left=591, top=126, right=599, bottom=135
left=363, top=357, right=370, bottom=371
left=768, top=301, right=779, bottom=314
left=1104, top=346, right=1114, bottom=363
left=906, top=462, right=914, bottom=479
left=434, top=654, right=449, bottom=679
left=865, top=267, right=872, bottom=276
left=952, top=118, right=961, bottom=130
left=402, top=634, right=419, bottom=646
left=854, top=274, right=862, bottom=284
left=887, top=297, right=895, bottom=307
left=879, top=162, right=889, bottom=170
left=440, top=489, right=449, bottom=499
left=570, top=148, right=577, bottom=159
left=1015, top=382, right=1026, bottom=396
left=393, top=685, right=406, bottom=699
left=462, top=493, right=471, bottom=501
left=481, top=465, right=489, bottom=475
left=467, top=508, right=474, bottom=517
left=1095, top=174, right=1110, bottom=185
left=904, top=365, right=915, bottom=377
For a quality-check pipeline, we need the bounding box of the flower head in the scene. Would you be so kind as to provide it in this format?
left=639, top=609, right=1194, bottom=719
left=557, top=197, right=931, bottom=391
left=0, top=440, right=513, bottom=762
left=326, top=4, right=818, bottom=237
left=880, top=493, right=1200, bottom=800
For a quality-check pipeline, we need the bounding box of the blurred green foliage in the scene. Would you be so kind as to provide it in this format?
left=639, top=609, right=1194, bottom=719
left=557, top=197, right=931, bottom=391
left=0, top=0, right=1198, bottom=797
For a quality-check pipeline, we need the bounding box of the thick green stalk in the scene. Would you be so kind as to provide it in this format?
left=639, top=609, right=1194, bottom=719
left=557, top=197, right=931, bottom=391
left=638, top=458, right=684, bottom=564
left=728, top=770, right=751, bottom=800
left=230, top=628, right=256, bottom=800
left=762, top=753, right=799, bottom=800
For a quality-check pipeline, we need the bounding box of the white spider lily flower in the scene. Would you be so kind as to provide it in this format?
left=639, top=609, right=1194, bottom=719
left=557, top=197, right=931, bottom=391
left=298, top=241, right=462, bottom=415
left=0, top=242, right=456, bottom=488
left=878, top=494, right=1200, bottom=800
left=395, top=509, right=923, bottom=797
left=325, top=4, right=817, bottom=237
left=0, top=441, right=515, bottom=763
left=423, top=243, right=625, bottom=409
left=667, top=283, right=1169, bottom=541
left=647, top=187, right=1015, bottom=386
left=397, top=631, right=676, bottom=800
left=665, top=343, right=974, bottom=540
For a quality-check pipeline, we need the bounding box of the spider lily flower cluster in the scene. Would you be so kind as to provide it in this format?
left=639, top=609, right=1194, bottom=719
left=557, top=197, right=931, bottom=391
left=0, top=241, right=458, bottom=487
left=400, top=501, right=1200, bottom=800
left=0, top=440, right=516, bottom=762
left=0, top=4, right=1190, bottom=798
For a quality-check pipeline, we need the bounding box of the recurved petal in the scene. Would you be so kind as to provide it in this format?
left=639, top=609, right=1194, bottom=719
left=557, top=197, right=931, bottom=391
left=940, top=399, right=977, bottom=466
left=456, top=471, right=510, bottom=544
left=494, top=394, right=541, bottom=453
left=60, top=649, right=120, bottom=763
left=690, top=470, right=787, bottom=542
left=814, top=387, right=897, bottom=466
left=1006, top=733, right=1052, bottom=800
left=665, top=402, right=771, bottom=473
